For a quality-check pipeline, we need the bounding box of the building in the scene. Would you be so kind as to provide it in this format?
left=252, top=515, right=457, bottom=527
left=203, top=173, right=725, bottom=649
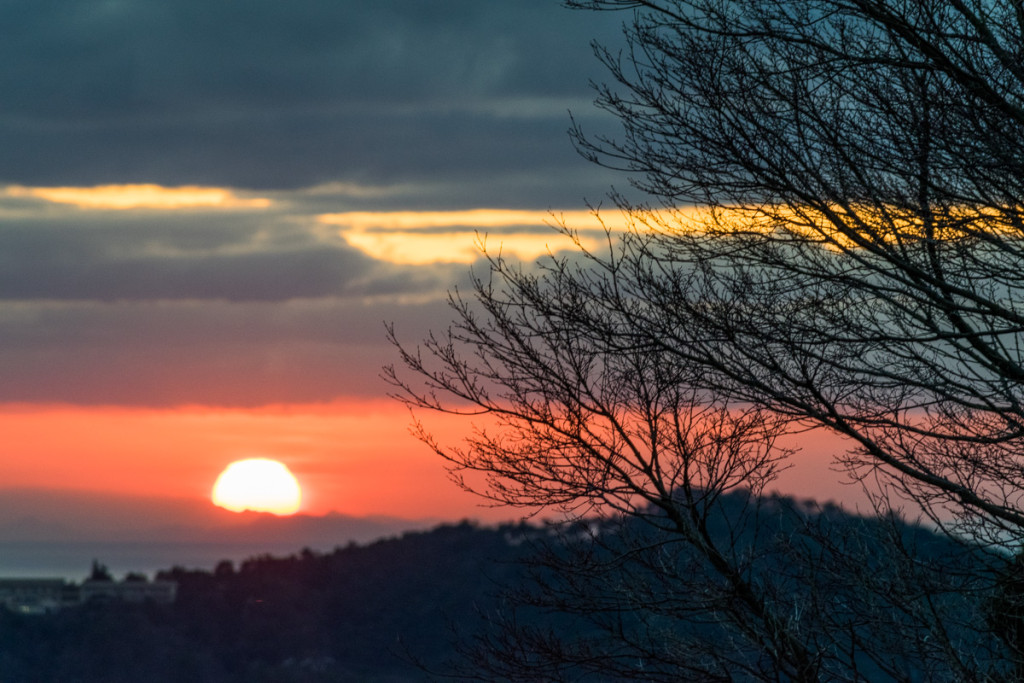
left=0, top=579, right=76, bottom=614
left=79, top=578, right=177, bottom=604
left=0, top=573, right=177, bottom=614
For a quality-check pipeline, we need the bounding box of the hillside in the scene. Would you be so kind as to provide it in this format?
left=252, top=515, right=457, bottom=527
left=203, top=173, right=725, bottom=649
left=0, top=493, right=1001, bottom=681
left=0, top=520, right=534, bottom=682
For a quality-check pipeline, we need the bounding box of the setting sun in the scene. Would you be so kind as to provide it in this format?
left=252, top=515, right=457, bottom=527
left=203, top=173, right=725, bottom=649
left=212, top=458, right=302, bottom=515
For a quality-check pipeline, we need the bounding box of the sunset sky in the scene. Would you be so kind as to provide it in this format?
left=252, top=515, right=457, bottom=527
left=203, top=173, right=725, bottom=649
left=0, top=1, right=853, bottom=529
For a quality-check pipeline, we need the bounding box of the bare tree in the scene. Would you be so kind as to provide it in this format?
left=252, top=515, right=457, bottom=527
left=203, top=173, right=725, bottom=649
left=389, top=0, right=1024, bottom=679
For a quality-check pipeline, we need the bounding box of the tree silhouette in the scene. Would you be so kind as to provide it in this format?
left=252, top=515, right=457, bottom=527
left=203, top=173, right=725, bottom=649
left=389, top=0, right=1024, bottom=678
left=89, top=561, right=113, bottom=582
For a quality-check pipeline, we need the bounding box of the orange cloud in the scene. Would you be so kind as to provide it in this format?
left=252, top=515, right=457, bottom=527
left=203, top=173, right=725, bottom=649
left=5, top=184, right=273, bottom=210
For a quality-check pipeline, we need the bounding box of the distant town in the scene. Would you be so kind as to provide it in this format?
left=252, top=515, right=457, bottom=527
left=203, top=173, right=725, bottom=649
left=0, top=562, right=176, bottom=614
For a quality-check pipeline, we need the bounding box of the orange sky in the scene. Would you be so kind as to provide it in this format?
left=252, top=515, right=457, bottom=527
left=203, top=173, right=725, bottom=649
left=0, top=400, right=867, bottom=521
left=0, top=400, right=503, bottom=521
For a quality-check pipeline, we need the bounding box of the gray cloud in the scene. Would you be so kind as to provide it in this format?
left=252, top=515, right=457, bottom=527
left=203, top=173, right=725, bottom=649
left=0, top=210, right=374, bottom=301
left=0, top=196, right=539, bottom=302
left=0, top=193, right=495, bottom=403
left=0, top=1, right=634, bottom=405
left=0, top=0, right=623, bottom=194
left=1, top=1, right=612, bottom=112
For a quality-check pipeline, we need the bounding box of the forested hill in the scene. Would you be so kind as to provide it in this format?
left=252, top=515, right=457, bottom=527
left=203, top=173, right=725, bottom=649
left=0, top=520, right=537, bottom=682
left=0, top=495, right=989, bottom=682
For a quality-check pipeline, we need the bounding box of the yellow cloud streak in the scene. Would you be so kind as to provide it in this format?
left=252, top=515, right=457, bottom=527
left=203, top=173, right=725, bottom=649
left=319, top=209, right=627, bottom=264
left=5, top=184, right=273, bottom=210
left=332, top=202, right=1023, bottom=266
left=671, top=202, right=1021, bottom=250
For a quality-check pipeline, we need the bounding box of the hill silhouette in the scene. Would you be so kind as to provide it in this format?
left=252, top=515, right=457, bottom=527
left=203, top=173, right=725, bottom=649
left=0, top=491, right=997, bottom=681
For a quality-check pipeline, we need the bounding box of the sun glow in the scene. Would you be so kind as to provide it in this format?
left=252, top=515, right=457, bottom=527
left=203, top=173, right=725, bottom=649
left=212, top=458, right=302, bottom=515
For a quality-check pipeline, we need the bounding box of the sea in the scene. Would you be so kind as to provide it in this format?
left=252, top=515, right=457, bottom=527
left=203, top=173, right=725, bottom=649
left=0, top=539, right=350, bottom=581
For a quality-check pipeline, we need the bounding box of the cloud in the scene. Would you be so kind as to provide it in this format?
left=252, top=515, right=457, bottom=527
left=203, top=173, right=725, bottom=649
left=0, top=184, right=519, bottom=404
left=0, top=0, right=623, bottom=194
left=0, top=2, right=636, bottom=406
left=0, top=2, right=612, bottom=112
left=0, top=186, right=617, bottom=302
left=5, top=184, right=273, bottom=210
left=0, top=198, right=372, bottom=302
left=321, top=209, right=627, bottom=264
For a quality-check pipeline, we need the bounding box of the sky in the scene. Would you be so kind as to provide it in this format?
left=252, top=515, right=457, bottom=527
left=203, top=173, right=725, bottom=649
left=0, top=0, right=857, bottom=530
left=0, top=0, right=639, bottom=524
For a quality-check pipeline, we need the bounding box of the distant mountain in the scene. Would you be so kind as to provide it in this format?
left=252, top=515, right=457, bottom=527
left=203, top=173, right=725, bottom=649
left=151, top=509, right=442, bottom=549
left=0, top=488, right=436, bottom=545
left=0, top=488, right=441, bottom=579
